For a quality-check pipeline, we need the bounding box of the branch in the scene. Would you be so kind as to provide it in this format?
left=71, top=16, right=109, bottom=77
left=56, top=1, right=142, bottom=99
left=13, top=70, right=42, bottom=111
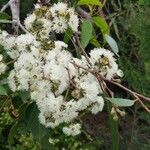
left=104, top=78, right=150, bottom=103
left=134, top=95, right=150, bottom=113
left=76, top=7, right=91, bottom=19
left=75, top=33, right=92, bottom=67
left=0, top=0, right=28, bottom=33
left=0, top=0, right=13, bottom=12
left=71, top=62, right=150, bottom=104
left=38, top=0, right=50, bottom=5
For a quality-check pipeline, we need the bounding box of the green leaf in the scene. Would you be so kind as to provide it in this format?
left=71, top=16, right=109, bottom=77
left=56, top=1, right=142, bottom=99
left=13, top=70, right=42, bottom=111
left=106, top=97, right=135, bottom=107
left=78, top=0, right=103, bottom=7
left=93, top=16, right=109, bottom=35
left=63, top=28, right=73, bottom=44
left=20, top=0, right=34, bottom=18
left=90, top=38, right=101, bottom=47
left=8, top=102, right=30, bottom=146
left=105, top=34, right=119, bottom=56
left=112, top=21, right=120, bottom=40
left=81, top=19, right=93, bottom=48
left=0, top=12, right=11, bottom=20
left=25, top=102, right=48, bottom=141
left=8, top=102, right=49, bottom=147
left=0, top=85, right=7, bottom=95
left=8, top=122, right=21, bottom=146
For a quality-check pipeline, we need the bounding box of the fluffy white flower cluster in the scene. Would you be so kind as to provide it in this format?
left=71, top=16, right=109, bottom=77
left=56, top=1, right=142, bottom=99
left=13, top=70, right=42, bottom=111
left=0, top=31, right=123, bottom=136
left=0, top=54, right=7, bottom=75
left=0, top=2, right=123, bottom=137
left=25, top=2, right=79, bottom=39
left=90, top=48, right=123, bottom=80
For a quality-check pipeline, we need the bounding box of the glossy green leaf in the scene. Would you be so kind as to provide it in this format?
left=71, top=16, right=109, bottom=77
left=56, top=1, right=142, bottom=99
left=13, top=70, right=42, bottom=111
left=90, top=38, right=101, bottom=47
left=106, top=97, right=135, bottom=107
left=81, top=19, right=93, bottom=48
left=0, top=85, right=7, bottom=95
left=105, top=34, right=119, bottom=56
left=93, top=16, right=109, bottom=35
left=78, top=0, right=103, bottom=7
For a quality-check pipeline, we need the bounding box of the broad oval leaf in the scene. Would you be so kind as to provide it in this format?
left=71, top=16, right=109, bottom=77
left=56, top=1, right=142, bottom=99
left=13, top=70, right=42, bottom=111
left=93, top=16, right=109, bottom=35
left=78, top=0, right=103, bottom=7
left=81, top=19, right=93, bottom=48
left=105, top=34, right=119, bottom=56
left=25, top=102, right=49, bottom=141
left=106, top=97, right=135, bottom=107
left=0, top=85, right=7, bottom=95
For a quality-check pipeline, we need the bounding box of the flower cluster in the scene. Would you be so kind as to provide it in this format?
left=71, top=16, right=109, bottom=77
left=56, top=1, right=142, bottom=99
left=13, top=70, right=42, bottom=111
left=25, top=2, right=79, bottom=39
left=0, top=2, right=123, bottom=137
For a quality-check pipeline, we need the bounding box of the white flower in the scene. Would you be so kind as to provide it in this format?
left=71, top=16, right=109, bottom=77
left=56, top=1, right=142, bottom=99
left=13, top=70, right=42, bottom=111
left=2, top=36, right=18, bottom=59
left=8, top=70, right=17, bottom=92
left=0, top=30, right=8, bottom=44
left=69, top=14, right=79, bottom=32
left=16, top=34, right=36, bottom=50
left=24, top=13, right=36, bottom=30
left=91, top=96, right=104, bottom=114
left=54, top=41, right=68, bottom=51
left=117, top=69, right=124, bottom=77
left=34, top=4, right=41, bottom=9
left=43, top=61, right=69, bottom=95
left=50, top=2, right=68, bottom=17
left=0, top=54, right=3, bottom=61
left=52, top=17, right=68, bottom=33
left=0, top=63, right=7, bottom=75
left=63, top=123, right=81, bottom=136
left=38, top=112, right=46, bottom=126
left=90, top=48, right=115, bottom=65
left=89, top=48, right=122, bottom=79
left=0, top=54, right=6, bottom=75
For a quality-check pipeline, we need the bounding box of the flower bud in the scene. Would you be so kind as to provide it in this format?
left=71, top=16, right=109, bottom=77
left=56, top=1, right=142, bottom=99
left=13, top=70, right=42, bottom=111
left=110, top=107, right=116, bottom=115
left=113, top=115, right=119, bottom=121
left=116, top=108, right=126, bottom=117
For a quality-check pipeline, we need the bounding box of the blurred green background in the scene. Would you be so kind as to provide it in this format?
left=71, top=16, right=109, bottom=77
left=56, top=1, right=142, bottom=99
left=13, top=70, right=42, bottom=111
left=0, top=0, right=149, bottom=149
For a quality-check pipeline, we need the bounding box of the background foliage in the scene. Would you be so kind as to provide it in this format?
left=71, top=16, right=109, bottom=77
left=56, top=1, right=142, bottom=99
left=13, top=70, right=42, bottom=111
left=0, top=0, right=149, bottom=149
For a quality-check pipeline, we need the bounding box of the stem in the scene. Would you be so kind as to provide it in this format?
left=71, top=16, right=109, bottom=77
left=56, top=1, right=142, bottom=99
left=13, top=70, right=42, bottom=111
left=76, top=7, right=92, bottom=19
left=106, top=100, right=119, bottom=150
left=75, top=33, right=92, bottom=66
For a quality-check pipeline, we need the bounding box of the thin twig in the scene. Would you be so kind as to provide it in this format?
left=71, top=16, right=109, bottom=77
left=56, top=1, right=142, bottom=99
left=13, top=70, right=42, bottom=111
left=0, top=0, right=13, bottom=12
left=75, top=33, right=92, bottom=67
left=71, top=62, right=150, bottom=103
left=6, top=59, right=16, bottom=65
left=134, top=95, right=150, bottom=113
left=65, top=67, right=76, bottom=88
left=76, top=7, right=91, bottom=19
left=0, top=0, right=28, bottom=33
left=105, top=79, right=150, bottom=102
